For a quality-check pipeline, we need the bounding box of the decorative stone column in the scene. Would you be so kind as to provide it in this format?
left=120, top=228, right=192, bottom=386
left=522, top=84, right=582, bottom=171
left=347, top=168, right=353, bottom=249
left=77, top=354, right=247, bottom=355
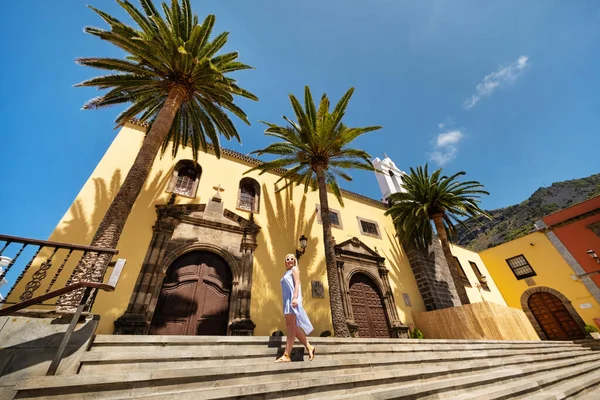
left=114, top=208, right=179, bottom=335
left=229, top=218, right=258, bottom=336
left=337, top=260, right=358, bottom=336
left=377, top=263, right=409, bottom=338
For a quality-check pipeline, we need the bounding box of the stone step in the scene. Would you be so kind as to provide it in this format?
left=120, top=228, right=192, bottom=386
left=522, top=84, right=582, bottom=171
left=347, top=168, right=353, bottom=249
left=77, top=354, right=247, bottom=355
left=87, top=336, right=583, bottom=359
left=14, top=349, right=600, bottom=399
left=513, top=367, right=600, bottom=399
left=79, top=342, right=584, bottom=361
left=132, top=354, right=600, bottom=400
left=310, top=357, right=600, bottom=400
left=436, top=360, right=600, bottom=399
left=78, top=345, right=592, bottom=374
left=90, top=335, right=577, bottom=351
left=82, top=338, right=586, bottom=356
left=78, top=348, right=596, bottom=389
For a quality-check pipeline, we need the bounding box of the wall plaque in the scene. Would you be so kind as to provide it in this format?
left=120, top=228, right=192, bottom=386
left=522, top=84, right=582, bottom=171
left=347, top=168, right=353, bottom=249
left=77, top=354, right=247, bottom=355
left=524, top=277, right=536, bottom=287
left=402, top=292, right=412, bottom=307
left=311, top=281, right=325, bottom=298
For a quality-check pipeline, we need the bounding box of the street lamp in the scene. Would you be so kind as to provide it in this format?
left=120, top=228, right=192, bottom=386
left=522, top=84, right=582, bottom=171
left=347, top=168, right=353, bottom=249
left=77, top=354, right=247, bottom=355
left=588, top=249, right=600, bottom=264
left=296, top=235, right=308, bottom=260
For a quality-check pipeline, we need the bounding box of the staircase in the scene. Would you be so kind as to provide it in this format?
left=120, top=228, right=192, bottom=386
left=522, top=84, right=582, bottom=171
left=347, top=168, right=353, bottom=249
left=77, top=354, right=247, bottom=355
left=12, top=335, right=600, bottom=399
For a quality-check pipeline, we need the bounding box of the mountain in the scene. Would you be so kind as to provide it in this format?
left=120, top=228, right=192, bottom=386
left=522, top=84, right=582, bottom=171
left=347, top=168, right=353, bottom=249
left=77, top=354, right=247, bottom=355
left=455, top=173, right=600, bottom=251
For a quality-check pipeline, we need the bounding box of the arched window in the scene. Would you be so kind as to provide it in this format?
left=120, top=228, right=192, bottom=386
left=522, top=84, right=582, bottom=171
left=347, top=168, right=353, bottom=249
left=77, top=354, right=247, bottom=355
left=167, top=160, right=202, bottom=198
left=238, top=178, right=260, bottom=213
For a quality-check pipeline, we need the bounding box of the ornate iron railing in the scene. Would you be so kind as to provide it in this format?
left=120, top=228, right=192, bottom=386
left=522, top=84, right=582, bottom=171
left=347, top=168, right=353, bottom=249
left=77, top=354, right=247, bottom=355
left=0, top=234, right=126, bottom=376
left=0, top=234, right=119, bottom=309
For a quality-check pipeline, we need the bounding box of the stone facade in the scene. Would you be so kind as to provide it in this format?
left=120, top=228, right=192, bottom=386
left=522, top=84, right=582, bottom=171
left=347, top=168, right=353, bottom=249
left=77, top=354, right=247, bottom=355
left=114, top=193, right=260, bottom=335
left=335, top=237, right=409, bottom=338
left=405, top=239, right=461, bottom=311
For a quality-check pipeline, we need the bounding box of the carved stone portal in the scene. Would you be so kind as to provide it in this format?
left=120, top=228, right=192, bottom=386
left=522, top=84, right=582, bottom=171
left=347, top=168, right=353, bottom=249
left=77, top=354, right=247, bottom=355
left=335, top=237, right=409, bottom=338
left=114, top=195, right=260, bottom=336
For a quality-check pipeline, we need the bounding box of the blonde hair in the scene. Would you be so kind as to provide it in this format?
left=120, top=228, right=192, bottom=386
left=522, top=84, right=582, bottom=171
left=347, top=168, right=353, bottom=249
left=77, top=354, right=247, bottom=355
left=284, top=253, right=298, bottom=268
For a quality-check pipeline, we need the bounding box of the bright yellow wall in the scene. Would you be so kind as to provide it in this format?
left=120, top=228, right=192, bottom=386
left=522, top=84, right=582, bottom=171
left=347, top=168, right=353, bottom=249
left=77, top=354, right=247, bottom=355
left=7, top=122, right=425, bottom=335
left=479, top=232, right=600, bottom=326
left=450, top=244, right=507, bottom=305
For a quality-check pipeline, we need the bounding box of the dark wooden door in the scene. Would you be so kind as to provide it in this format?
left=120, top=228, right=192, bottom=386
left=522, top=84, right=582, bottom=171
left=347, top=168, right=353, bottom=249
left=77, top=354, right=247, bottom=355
left=349, top=274, right=391, bottom=338
left=528, top=292, right=584, bottom=340
left=150, top=251, right=232, bottom=336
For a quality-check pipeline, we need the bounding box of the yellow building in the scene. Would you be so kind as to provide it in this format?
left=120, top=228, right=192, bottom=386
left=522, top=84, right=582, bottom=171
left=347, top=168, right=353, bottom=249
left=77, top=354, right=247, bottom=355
left=480, top=231, right=599, bottom=340
left=450, top=244, right=506, bottom=305
left=5, top=121, right=506, bottom=338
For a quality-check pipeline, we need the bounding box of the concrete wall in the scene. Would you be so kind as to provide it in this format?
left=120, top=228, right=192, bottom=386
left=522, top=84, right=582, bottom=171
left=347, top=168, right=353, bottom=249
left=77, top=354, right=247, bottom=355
left=450, top=244, right=506, bottom=305
left=0, top=313, right=97, bottom=399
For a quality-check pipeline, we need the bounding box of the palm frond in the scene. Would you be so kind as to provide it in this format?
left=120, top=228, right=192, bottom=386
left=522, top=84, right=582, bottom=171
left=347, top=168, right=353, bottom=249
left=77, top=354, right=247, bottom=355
left=385, top=164, right=490, bottom=248
left=78, top=0, right=257, bottom=158
left=247, top=86, right=380, bottom=206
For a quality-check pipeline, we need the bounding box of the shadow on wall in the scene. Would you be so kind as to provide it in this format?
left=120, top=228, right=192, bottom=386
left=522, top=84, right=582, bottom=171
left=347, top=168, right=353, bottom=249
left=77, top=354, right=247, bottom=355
left=253, top=184, right=332, bottom=336
left=10, top=168, right=173, bottom=334
left=381, top=229, right=412, bottom=294
left=0, top=315, right=97, bottom=381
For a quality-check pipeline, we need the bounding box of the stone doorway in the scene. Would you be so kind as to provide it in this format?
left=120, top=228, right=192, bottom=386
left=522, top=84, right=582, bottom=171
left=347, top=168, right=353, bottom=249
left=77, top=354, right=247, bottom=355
left=528, top=292, right=584, bottom=340
left=114, top=194, right=260, bottom=336
left=349, top=273, right=391, bottom=338
left=334, top=237, right=409, bottom=338
left=521, top=287, right=586, bottom=341
left=149, top=251, right=232, bottom=336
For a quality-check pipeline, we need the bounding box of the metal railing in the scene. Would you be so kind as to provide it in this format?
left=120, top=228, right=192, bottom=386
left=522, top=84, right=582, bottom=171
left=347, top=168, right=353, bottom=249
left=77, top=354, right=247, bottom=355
left=0, top=234, right=125, bottom=375
left=0, top=234, right=119, bottom=308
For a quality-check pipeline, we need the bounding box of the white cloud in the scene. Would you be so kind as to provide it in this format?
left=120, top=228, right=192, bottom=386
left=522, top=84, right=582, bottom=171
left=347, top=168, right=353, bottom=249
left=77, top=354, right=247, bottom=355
left=464, top=55, right=529, bottom=109
left=438, top=123, right=445, bottom=129
left=435, top=130, right=463, bottom=147
left=429, top=148, right=458, bottom=165
left=429, top=129, right=464, bottom=166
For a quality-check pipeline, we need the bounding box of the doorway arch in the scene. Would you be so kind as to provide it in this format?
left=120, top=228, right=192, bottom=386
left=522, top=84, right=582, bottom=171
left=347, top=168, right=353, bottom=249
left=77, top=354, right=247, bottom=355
left=349, top=273, right=391, bottom=338
left=521, top=287, right=586, bottom=340
left=150, top=251, right=232, bottom=335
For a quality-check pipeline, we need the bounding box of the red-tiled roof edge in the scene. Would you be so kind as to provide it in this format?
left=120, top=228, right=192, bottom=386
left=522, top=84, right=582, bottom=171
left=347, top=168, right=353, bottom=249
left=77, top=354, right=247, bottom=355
left=126, top=119, right=386, bottom=208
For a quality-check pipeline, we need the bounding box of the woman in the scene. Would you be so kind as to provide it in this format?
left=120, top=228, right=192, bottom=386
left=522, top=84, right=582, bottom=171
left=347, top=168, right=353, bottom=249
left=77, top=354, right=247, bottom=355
left=274, top=253, right=316, bottom=363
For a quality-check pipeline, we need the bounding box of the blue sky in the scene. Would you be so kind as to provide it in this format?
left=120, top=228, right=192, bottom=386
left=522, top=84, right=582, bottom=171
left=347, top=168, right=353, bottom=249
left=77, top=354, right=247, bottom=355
left=1, top=0, right=599, bottom=247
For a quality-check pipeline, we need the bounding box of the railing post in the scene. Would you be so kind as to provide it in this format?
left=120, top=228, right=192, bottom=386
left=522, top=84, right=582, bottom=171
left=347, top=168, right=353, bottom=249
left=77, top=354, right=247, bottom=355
left=46, top=286, right=92, bottom=376
left=44, top=259, right=125, bottom=376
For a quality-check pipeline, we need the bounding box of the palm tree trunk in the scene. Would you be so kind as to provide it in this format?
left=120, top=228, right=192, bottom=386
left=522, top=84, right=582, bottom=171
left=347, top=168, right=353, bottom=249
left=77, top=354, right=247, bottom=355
left=315, top=165, right=351, bottom=337
left=58, top=85, right=187, bottom=309
left=431, top=213, right=470, bottom=306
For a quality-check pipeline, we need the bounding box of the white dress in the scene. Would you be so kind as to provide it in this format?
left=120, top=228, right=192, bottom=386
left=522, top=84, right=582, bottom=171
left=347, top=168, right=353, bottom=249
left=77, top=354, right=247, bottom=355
left=280, top=267, right=314, bottom=335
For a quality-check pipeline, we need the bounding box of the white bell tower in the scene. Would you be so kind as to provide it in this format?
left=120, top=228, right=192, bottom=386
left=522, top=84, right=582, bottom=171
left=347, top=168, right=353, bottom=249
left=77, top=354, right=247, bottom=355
left=372, top=154, right=407, bottom=202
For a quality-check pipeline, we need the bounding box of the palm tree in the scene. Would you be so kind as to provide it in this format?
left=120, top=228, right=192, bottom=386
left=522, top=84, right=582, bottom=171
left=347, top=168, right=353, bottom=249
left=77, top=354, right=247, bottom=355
left=60, top=0, right=257, bottom=306
left=385, top=164, right=490, bottom=306
left=247, top=86, right=381, bottom=337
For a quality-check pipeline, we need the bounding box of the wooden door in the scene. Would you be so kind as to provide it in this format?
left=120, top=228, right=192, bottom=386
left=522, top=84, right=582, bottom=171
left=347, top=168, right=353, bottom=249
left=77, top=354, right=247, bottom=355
left=528, top=292, right=584, bottom=340
left=150, top=251, right=232, bottom=335
left=349, top=274, right=391, bottom=338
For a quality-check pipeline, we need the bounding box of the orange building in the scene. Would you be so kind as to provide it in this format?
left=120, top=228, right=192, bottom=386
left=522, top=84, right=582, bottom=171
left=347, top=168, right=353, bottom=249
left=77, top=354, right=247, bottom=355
left=536, top=195, right=600, bottom=311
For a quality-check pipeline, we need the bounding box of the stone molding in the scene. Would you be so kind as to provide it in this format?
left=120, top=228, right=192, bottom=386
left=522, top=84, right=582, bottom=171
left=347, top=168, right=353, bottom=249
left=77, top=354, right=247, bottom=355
left=335, top=237, right=409, bottom=338
left=114, top=197, right=260, bottom=336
